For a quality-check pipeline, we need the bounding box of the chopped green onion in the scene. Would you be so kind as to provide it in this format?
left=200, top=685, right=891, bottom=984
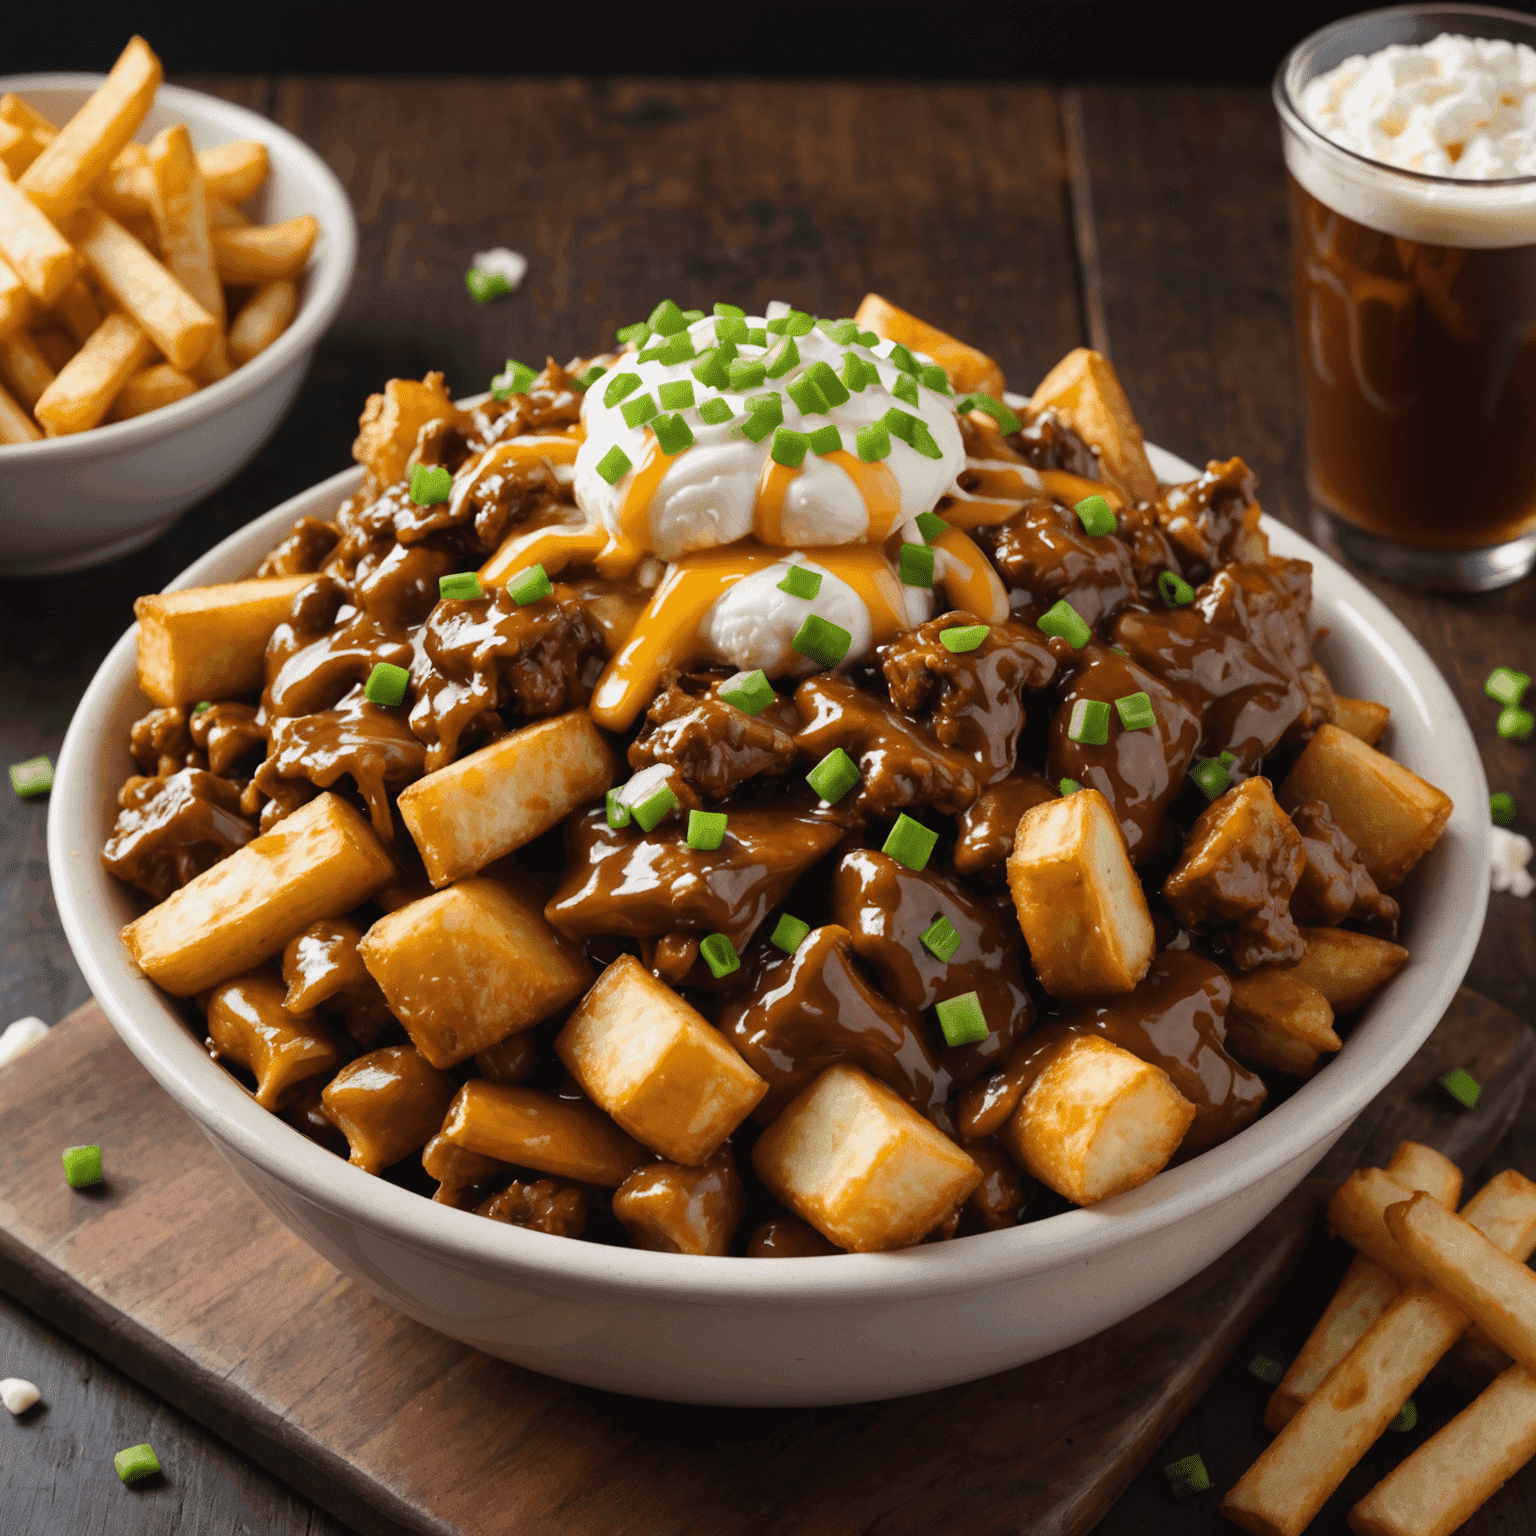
left=771, top=427, right=810, bottom=467
left=664, top=332, right=697, bottom=363
left=1438, top=1067, right=1481, bottom=1110
left=784, top=309, right=815, bottom=335
left=786, top=371, right=831, bottom=416
left=9, top=756, right=52, bottom=799
left=114, top=1443, right=160, bottom=1484
left=764, top=335, right=800, bottom=378
left=891, top=372, right=920, bottom=407
left=617, top=321, right=650, bottom=346
left=747, top=391, right=784, bottom=420
left=631, top=782, right=679, bottom=832
left=652, top=412, right=695, bottom=456
left=1068, top=698, right=1111, bottom=745
left=576, top=365, right=606, bottom=390
left=714, top=302, right=746, bottom=319
left=1115, top=691, right=1155, bottom=731
left=899, top=542, right=935, bottom=588
left=658, top=379, right=696, bottom=411
left=490, top=358, right=537, bottom=399
left=1492, top=791, right=1517, bottom=824
left=806, top=746, right=860, bottom=803
left=1218, top=749, right=1238, bottom=768
left=700, top=933, right=740, bottom=979
left=698, top=397, right=734, bottom=426
left=778, top=564, right=822, bottom=599
left=919, top=363, right=951, bottom=393
left=766, top=316, right=790, bottom=336
left=408, top=463, right=452, bottom=505
left=1189, top=758, right=1232, bottom=800
left=364, top=663, right=410, bottom=707
left=465, top=268, right=512, bottom=303
left=647, top=299, right=687, bottom=336
left=714, top=315, right=748, bottom=345
left=1486, top=667, right=1530, bottom=706
left=740, top=407, right=778, bottom=444
left=1498, top=705, right=1534, bottom=741
left=681, top=309, right=704, bottom=322
left=915, top=511, right=949, bottom=542
left=1158, top=569, right=1195, bottom=606
left=807, top=360, right=850, bottom=408
left=604, top=371, right=641, bottom=407
left=1111, top=645, right=1128, bottom=657
left=808, top=423, right=843, bottom=456
left=1059, top=777, right=1081, bottom=796
left=954, top=392, right=1022, bottom=433
left=605, top=789, right=631, bottom=829
left=884, top=406, right=944, bottom=459
left=621, top=392, right=658, bottom=428
left=1075, top=494, right=1116, bottom=537
left=771, top=913, right=811, bottom=953
left=692, top=343, right=736, bottom=390
left=856, top=419, right=891, bottom=462
left=728, top=356, right=767, bottom=391
left=882, top=813, right=939, bottom=872
left=818, top=317, right=860, bottom=344
left=1247, top=1353, right=1285, bottom=1386
left=687, top=809, right=728, bottom=852
left=888, top=341, right=921, bottom=376
left=747, top=326, right=768, bottom=346
left=192, top=701, right=212, bottom=715
left=1390, top=1400, right=1418, bottom=1433
left=941, top=624, right=989, bottom=654
left=792, top=614, right=852, bottom=668
left=842, top=352, right=878, bottom=392
left=596, top=445, right=632, bottom=484
left=720, top=669, right=775, bottom=715
left=920, top=917, right=962, bottom=962
left=856, top=329, right=879, bottom=346
left=438, top=571, right=483, bottom=602
left=62, top=1143, right=103, bottom=1188
left=506, top=563, right=553, bottom=606
left=1163, top=1454, right=1211, bottom=1499
left=637, top=344, right=667, bottom=364
left=1037, top=599, right=1092, bottom=649
left=935, top=992, right=988, bottom=1047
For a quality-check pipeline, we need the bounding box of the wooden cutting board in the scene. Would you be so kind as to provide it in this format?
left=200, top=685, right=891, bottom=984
left=0, top=993, right=1530, bottom=1536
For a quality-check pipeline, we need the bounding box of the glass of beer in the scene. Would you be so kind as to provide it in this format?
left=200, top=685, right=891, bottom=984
left=1276, top=5, right=1536, bottom=590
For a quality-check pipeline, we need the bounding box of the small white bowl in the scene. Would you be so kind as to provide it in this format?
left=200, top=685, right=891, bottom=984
left=47, top=445, right=1489, bottom=1406
left=0, top=75, right=357, bottom=575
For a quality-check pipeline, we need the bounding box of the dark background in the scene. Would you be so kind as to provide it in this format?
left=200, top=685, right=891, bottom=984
left=7, top=0, right=1535, bottom=81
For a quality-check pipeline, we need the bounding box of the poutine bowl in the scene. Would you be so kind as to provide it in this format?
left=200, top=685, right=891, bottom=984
left=0, top=75, right=357, bottom=575
left=49, top=445, right=1490, bottom=1406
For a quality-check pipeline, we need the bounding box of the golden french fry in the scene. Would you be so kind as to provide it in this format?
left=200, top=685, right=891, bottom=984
left=0, top=120, right=47, bottom=179
left=1029, top=347, right=1159, bottom=502
left=32, top=312, right=151, bottom=436
left=226, top=279, right=296, bottom=365
left=0, top=329, right=54, bottom=407
left=1348, top=1362, right=1536, bottom=1536
left=206, top=195, right=250, bottom=231
left=146, top=123, right=228, bottom=379
left=32, top=329, right=76, bottom=370
left=212, top=215, right=318, bottom=284
left=1225, top=968, right=1340, bottom=1077
left=52, top=275, right=101, bottom=344
left=74, top=209, right=216, bottom=370
left=1332, top=694, right=1390, bottom=746
left=0, top=377, right=41, bottom=443
left=19, top=37, right=162, bottom=219
left=107, top=362, right=197, bottom=421
left=0, top=257, right=28, bottom=340
left=854, top=291, right=1006, bottom=397
left=0, top=95, right=57, bottom=136
left=196, top=139, right=269, bottom=205
left=1328, top=1166, right=1436, bottom=1285
left=94, top=141, right=155, bottom=217
left=0, top=171, right=78, bottom=306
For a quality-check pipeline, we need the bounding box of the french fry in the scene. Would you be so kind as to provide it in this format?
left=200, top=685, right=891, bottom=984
left=1328, top=1166, right=1439, bottom=1286
left=853, top=291, right=1007, bottom=398
left=1290, top=926, right=1409, bottom=1014
left=1028, top=346, right=1159, bottom=502
left=0, top=121, right=47, bottom=179
left=212, top=215, right=318, bottom=284
left=146, top=124, right=228, bottom=379
left=19, top=37, right=162, bottom=220
left=0, top=95, right=56, bottom=138
left=0, top=171, right=78, bottom=306
left=1348, top=1362, right=1536, bottom=1536
left=32, top=329, right=75, bottom=370
left=323, top=1044, right=455, bottom=1175
left=1222, top=1170, right=1536, bottom=1536
left=95, top=140, right=269, bottom=218
left=1225, top=967, right=1340, bottom=1077
left=107, top=362, right=197, bottom=421
left=0, top=378, right=41, bottom=443
left=204, top=970, right=339, bottom=1111
left=226, top=279, right=296, bottom=366
left=53, top=276, right=102, bottom=344
left=206, top=195, right=251, bottom=231
left=33, top=311, right=151, bottom=436
left=0, top=329, right=53, bottom=407
left=196, top=138, right=269, bottom=205
left=1331, top=695, right=1391, bottom=746
left=94, top=142, right=155, bottom=218
left=73, top=209, right=217, bottom=371
left=0, top=256, right=29, bottom=340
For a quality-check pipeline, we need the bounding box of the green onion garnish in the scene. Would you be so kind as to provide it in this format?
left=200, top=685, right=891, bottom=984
left=114, top=1443, right=161, bottom=1484
left=465, top=268, right=512, bottom=303
left=1075, top=494, right=1116, bottom=537
left=807, top=360, right=850, bottom=408
left=915, top=511, right=949, bottom=542
left=1059, top=777, right=1081, bottom=796
left=647, top=299, right=687, bottom=336
left=692, top=343, right=735, bottom=391
left=920, top=917, right=962, bottom=962
left=792, top=614, right=852, bottom=668
left=1115, top=691, right=1155, bottom=731
left=935, top=992, right=988, bottom=1047
left=856, top=420, right=891, bottom=462
left=1163, top=1454, right=1211, bottom=1499
left=786, top=371, right=831, bottom=415
left=1389, top=1400, right=1418, bottom=1433
left=941, top=625, right=989, bottom=654
left=193, top=701, right=212, bottom=715
left=699, top=933, right=740, bottom=979
left=682, top=309, right=704, bottom=322
left=1492, top=791, right=1517, bottom=824
left=764, top=336, right=800, bottom=378
left=1158, top=569, right=1195, bottom=606
left=631, top=782, right=679, bottom=832
left=1438, top=1067, right=1481, bottom=1110
left=364, top=663, right=410, bottom=707
left=766, top=316, right=790, bottom=336
left=714, top=315, right=748, bottom=345
left=842, top=352, right=877, bottom=393
left=778, top=564, right=822, bottom=599
left=884, top=406, right=944, bottom=459
left=687, top=809, right=728, bottom=851
left=637, top=344, right=667, bottom=364
left=596, top=445, right=632, bottom=484
left=748, top=391, right=784, bottom=420
left=772, top=425, right=811, bottom=466
left=1487, top=667, right=1531, bottom=705
left=740, top=408, right=778, bottom=444
left=605, top=789, right=631, bottom=829
left=882, top=813, right=939, bottom=872
left=490, top=358, right=537, bottom=400
left=719, top=669, right=775, bottom=715
left=604, top=372, right=641, bottom=407
left=1068, top=698, right=1111, bottom=745
left=1189, top=758, right=1232, bottom=800
left=887, top=342, right=921, bottom=376
left=856, top=329, right=879, bottom=346
left=62, top=1143, right=103, bottom=1188
left=809, top=423, right=842, bottom=456
left=748, top=326, right=768, bottom=346
left=698, top=398, right=734, bottom=425
left=770, top=913, right=811, bottom=953
left=899, top=542, right=935, bottom=588
left=621, top=393, right=658, bottom=428
left=1247, top=1353, right=1286, bottom=1386
left=438, top=572, right=483, bottom=602
left=507, top=563, right=553, bottom=606
left=661, top=332, right=696, bottom=364
left=806, top=747, right=860, bottom=803
left=784, top=309, right=815, bottom=335
left=9, top=756, right=53, bottom=799
left=1037, top=599, right=1092, bottom=649
left=818, top=317, right=860, bottom=344
left=658, top=379, right=696, bottom=411
left=920, top=363, right=951, bottom=394
left=1219, top=749, right=1238, bottom=768
left=1498, top=705, right=1534, bottom=741
left=714, top=302, right=746, bottom=319
left=617, top=321, right=650, bottom=346
left=954, top=393, right=1022, bottom=433
left=652, top=412, right=695, bottom=456
left=408, top=463, right=452, bottom=505
left=891, top=372, right=920, bottom=407
left=576, top=365, right=607, bottom=390
left=728, top=356, right=767, bottom=391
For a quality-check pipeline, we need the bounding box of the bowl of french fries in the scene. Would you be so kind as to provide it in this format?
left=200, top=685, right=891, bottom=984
left=0, top=37, right=357, bottom=574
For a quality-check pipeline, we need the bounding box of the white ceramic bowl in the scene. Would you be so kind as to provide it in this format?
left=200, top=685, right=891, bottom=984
left=0, top=75, right=357, bottom=575
left=48, top=444, right=1490, bottom=1406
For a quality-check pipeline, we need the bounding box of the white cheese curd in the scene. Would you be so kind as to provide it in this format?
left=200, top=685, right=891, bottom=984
left=698, top=556, right=873, bottom=677
left=0, top=1379, right=40, bottom=1415
left=0, top=1016, right=47, bottom=1069
left=574, top=309, right=965, bottom=559
left=470, top=247, right=528, bottom=288
left=1490, top=823, right=1534, bottom=897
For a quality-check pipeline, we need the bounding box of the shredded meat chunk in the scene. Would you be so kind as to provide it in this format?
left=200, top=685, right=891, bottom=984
left=1288, top=799, right=1400, bottom=935
left=1004, top=408, right=1104, bottom=480
left=980, top=498, right=1140, bottom=631
left=129, top=705, right=200, bottom=777
left=188, top=702, right=267, bottom=776
left=102, top=768, right=256, bottom=902
left=255, top=516, right=341, bottom=578
left=1149, top=457, right=1269, bottom=578
left=475, top=1178, right=588, bottom=1238
left=628, top=672, right=797, bottom=800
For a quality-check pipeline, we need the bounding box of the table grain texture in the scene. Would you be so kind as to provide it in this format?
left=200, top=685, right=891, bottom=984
left=0, top=75, right=1532, bottom=1535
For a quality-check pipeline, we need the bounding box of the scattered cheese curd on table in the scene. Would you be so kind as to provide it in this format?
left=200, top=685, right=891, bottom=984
left=99, top=288, right=1454, bottom=1258
left=0, top=1378, right=40, bottom=1415
left=0, top=1015, right=48, bottom=1067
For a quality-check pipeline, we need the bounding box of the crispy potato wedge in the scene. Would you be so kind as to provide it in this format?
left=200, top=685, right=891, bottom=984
left=1290, top=926, right=1409, bottom=1014
left=1028, top=346, right=1158, bottom=502
left=1225, top=967, right=1339, bottom=1077
left=1331, top=694, right=1390, bottom=746
left=853, top=291, right=1006, bottom=398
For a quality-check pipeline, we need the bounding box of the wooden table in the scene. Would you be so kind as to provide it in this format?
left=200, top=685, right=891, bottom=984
left=0, top=75, right=1531, bottom=1534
